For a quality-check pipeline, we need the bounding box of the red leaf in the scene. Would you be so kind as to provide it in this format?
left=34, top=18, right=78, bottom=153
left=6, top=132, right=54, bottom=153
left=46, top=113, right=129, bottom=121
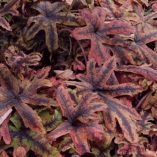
left=72, top=7, right=134, bottom=65
left=25, top=1, right=76, bottom=52
left=0, top=64, right=53, bottom=133
left=66, top=57, right=142, bottom=142
left=48, top=86, right=104, bottom=155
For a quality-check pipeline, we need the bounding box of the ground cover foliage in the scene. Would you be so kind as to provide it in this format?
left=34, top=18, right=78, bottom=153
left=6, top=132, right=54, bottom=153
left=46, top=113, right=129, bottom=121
left=0, top=0, right=157, bottom=156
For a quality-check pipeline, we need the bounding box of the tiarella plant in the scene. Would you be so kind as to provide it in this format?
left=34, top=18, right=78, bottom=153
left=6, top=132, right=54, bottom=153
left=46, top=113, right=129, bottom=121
left=0, top=0, right=157, bottom=157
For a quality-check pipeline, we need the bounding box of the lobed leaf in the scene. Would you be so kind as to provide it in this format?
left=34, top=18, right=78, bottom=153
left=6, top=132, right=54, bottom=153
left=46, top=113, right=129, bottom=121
left=99, top=94, right=141, bottom=142
left=48, top=86, right=104, bottom=155
left=66, top=57, right=142, bottom=142
left=25, top=1, right=76, bottom=53
left=0, top=64, right=53, bottom=133
left=128, top=30, right=157, bottom=68
left=72, top=7, right=134, bottom=65
left=4, top=46, right=42, bottom=76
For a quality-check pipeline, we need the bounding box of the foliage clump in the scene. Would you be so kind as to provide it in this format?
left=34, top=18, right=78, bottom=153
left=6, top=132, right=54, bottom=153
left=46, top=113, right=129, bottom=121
left=0, top=0, right=157, bottom=157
